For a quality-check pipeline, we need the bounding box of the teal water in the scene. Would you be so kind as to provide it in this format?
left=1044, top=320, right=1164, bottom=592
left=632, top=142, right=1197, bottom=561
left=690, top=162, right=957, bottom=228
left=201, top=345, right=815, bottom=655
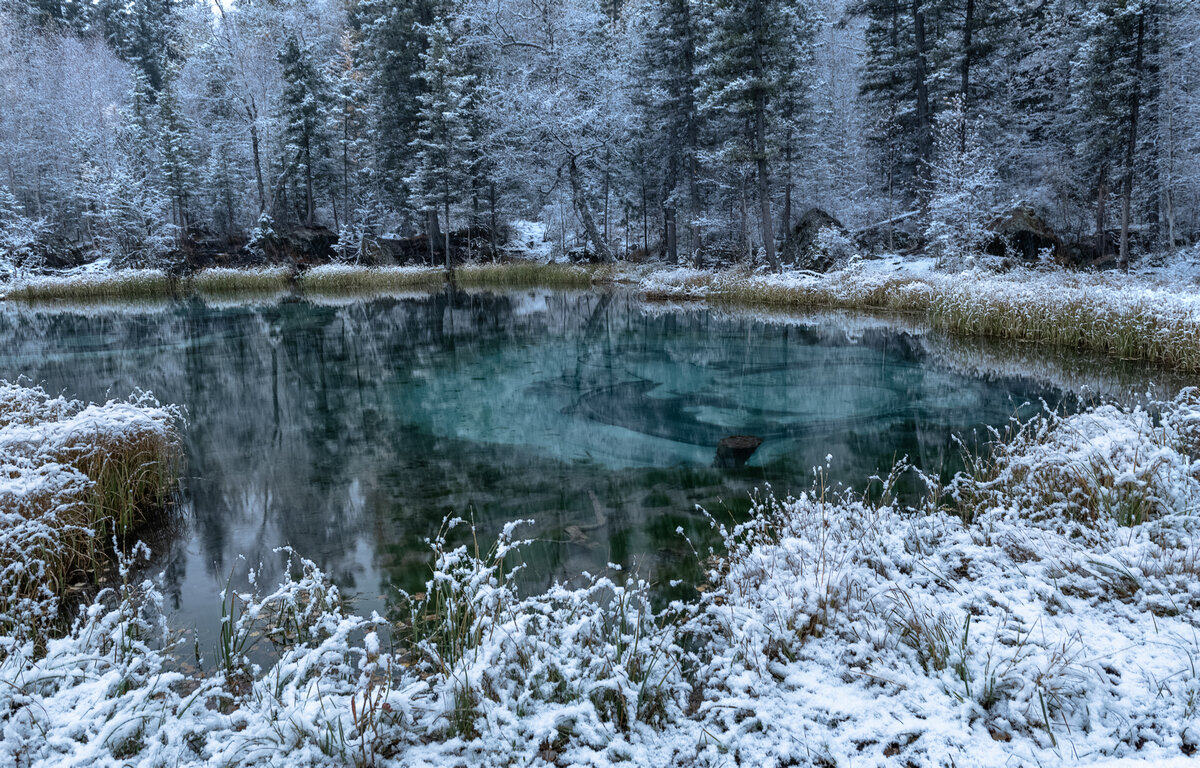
left=0, top=289, right=1163, bottom=653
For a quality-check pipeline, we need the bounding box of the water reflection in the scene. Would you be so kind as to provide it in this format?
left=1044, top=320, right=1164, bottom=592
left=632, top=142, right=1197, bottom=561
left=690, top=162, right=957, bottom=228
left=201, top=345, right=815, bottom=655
left=0, top=290, right=1177, bottom=653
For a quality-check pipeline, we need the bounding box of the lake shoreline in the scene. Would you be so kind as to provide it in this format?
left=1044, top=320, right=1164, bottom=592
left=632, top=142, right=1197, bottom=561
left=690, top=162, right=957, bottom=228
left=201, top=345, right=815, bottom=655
left=5, top=258, right=1200, bottom=372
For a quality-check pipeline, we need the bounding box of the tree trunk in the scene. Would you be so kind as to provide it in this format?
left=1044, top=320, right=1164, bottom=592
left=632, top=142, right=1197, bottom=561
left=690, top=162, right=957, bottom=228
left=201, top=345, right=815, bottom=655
left=568, top=157, right=612, bottom=262
left=489, top=182, right=498, bottom=262
left=750, top=11, right=778, bottom=272
left=1119, top=11, right=1145, bottom=272
left=444, top=196, right=452, bottom=273
left=912, top=0, right=932, bottom=186
left=303, top=141, right=314, bottom=227
left=665, top=206, right=678, bottom=264
left=427, top=208, right=442, bottom=267
left=250, top=122, right=267, bottom=215
left=959, top=0, right=975, bottom=153
left=1096, top=167, right=1108, bottom=263
left=755, top=102, right=778, bottom=270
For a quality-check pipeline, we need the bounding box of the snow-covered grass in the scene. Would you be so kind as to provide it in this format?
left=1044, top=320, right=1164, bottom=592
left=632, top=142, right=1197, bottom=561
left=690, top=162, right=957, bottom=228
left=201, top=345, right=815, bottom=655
left=190, top=266, right=293, bottom=295
left=640, top=263, right=1200, bottom=371
left=6, top=269, right=175, bottom=302
left=456, top=262, right=606, bottom=289
left=296, top=264, right=446, bottom=295
left=3, top=388, right=1199, bottom=766
left=0, top=382, right=181, bottom=642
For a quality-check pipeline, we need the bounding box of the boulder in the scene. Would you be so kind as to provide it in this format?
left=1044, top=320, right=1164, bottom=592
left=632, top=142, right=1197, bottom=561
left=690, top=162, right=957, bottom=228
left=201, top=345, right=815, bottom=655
left=985, top=206, right=1060, bottom=261
left=780, top=208, right=851, bottom=272
left=714, top=435, right=763, bottom=469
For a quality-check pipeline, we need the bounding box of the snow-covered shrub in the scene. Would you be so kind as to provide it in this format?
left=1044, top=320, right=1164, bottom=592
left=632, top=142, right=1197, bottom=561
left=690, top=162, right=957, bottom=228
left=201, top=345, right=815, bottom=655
left=403, top=519, right=690, bottom=749
left=0, top=184, right=46, bottom=280
left=952, top=389, right=1200, bottom=529
left=814, top=225, right=855, bottom=265
left=246, top=211, right=275, bottom=257
left=925, top=97, right=1001, bottom=266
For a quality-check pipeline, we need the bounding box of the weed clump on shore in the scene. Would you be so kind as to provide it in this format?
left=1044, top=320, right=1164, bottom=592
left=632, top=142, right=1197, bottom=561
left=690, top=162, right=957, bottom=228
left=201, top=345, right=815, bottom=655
left=0, top=381, right=182, bottom=640
left=641, top=266, right=1200, bottom=372
left=455, top=262, right=601, bottom=289
left=297, top=263, right=446, bottom=295
left=190, top=266, right=294, bottom=295
left=8, top=270, right=176, bottom=302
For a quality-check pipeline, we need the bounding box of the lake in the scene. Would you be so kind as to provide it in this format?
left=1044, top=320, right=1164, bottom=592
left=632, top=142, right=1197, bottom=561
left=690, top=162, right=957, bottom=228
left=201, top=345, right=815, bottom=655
left=0, top=288, right=1176, bottom=655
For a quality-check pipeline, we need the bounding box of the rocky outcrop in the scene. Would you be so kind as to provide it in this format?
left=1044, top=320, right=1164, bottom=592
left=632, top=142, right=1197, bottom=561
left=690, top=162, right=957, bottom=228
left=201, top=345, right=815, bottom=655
left=985, top=206, right=1061, bottom=261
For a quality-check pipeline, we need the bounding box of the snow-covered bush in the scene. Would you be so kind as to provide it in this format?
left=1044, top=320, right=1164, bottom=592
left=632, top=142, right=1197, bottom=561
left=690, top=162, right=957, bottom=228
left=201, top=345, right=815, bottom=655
left=954, top=389, right=1200, bottom=529
left=0, top=184, right=46, bottom=281
left=402, top=519, right=690, bottom=749
left=814, top=225, right=855, bottom=265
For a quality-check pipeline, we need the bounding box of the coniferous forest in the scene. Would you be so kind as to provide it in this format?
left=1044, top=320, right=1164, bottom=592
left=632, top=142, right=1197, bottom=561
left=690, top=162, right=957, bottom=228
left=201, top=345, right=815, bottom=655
left=1, top=0, right=1198, bottom=271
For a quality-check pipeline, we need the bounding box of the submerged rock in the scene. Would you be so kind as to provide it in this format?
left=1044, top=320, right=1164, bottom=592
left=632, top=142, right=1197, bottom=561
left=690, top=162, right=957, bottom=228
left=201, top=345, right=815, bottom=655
left=715, top=435, right=764, bottom=468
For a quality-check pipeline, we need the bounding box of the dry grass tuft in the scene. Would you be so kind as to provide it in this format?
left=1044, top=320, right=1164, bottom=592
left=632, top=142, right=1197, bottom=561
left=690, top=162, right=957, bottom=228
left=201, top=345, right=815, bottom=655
left=297, top=264, right=446, bottom=295
left=455, top=262, right=600, bottom=289
left=0, top=382, right=182, bottom=641
left=9, top=270, right=177, bottom=302
left=190, top=266, right=293, bottom=295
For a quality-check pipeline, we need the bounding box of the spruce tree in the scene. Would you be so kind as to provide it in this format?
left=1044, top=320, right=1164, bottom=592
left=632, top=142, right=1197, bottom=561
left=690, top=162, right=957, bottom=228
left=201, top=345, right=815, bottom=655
left=355, top=0, right=441, bottom=221
left=406, top=20, right=474, bottom=269
left=1071, top=0, right=1154, bottom=267
left=698, top=0, right=817, bottom=268
left=278, top=33, right=331, bottom=228
left=156, top=70, right=197, bottom=236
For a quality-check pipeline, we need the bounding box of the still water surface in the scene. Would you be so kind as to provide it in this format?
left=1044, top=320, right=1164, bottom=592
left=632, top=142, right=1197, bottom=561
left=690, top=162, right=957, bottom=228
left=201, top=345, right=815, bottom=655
left=0, top=289, right=1164, bottom=653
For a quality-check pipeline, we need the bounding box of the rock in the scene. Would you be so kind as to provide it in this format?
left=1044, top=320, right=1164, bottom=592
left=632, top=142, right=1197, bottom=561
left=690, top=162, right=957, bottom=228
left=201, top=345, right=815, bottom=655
left=780, top=208, right=851, bottom=272
left=714, top=435, right=764, bottom=469
left=985, top=205, right=1061, bottom=261
left=1059, top=233, right=1121, bottom=270
left=281, top=226, right=338, bottom=263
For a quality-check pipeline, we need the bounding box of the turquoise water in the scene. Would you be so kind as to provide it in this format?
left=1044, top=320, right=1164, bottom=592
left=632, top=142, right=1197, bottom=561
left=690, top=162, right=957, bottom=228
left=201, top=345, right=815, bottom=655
left=0, top=289, right=1162, bottom=652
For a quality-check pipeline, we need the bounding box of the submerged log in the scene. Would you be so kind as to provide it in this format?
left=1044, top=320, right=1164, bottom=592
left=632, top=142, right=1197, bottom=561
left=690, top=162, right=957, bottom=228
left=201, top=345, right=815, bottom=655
left=714, top=435, right=764, bottom=469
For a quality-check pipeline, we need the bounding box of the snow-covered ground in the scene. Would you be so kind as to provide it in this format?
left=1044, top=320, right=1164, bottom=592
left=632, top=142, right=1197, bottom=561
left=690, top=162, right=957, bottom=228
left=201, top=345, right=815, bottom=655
left=1, top=380, right=1197, bottom=766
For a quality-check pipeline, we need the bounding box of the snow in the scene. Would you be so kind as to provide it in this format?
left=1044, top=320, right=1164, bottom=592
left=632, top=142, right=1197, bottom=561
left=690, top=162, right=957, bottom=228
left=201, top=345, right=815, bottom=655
left=1, top=380, right=1198, bottom=766
left=504, top=220, right=557, bottom=262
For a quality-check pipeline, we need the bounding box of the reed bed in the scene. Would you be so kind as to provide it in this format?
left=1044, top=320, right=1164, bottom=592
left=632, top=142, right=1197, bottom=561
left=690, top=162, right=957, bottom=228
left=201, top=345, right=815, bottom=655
left=641, top=266, right=1200, bottom=372
left=8, top=269, right=176, bottom=302
left=455, top=262, right=602, bottom=289
left=0, top=382, right=182, bottom=640
left=189, top=266, right=293, bottom=295
left=297, top=264, right=445, bottom=295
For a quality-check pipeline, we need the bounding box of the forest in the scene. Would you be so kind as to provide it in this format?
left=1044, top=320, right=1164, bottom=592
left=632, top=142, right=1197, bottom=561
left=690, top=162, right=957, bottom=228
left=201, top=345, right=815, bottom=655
left=1, top=0, right=1198, bottom=272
